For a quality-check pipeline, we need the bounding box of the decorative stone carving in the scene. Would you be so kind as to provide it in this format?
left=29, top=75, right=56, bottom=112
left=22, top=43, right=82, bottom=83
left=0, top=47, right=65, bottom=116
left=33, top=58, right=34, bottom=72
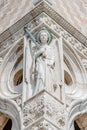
left=74, top=43, right=83, bottom=51
left=23, top=94, right=44, bottom=126
left=82, top=49, right=87, bottom=56
left=0, top=38, right=12, bottom=54
left=0, top=1, right=87, bottom=130
left=23, top=27, right=63, bottom=100
left=31, top=126, right=38, bottom=130
left=31, top=120, right=57, bottom=130
left=68, top=98, right=87, bottom=130
left=12, top=28, right=24, bottom=43
left=1, top=13, right=87, bottom=60
left=0, top=101, right=7, bottom=110
left=82, top=59, right=87, bottom=70
left=15, top=96, right=22, bottom=107
left=23, top=91, right=66, bottom=129
left=27, top=13, right=87, bottom=59
left=38, top=121, right=49, bottom=130
left=22, top=26, right=66, bottom=129
left=32, top=29, right=56, bottom=93
left=57, top=116, right=65, bottom=128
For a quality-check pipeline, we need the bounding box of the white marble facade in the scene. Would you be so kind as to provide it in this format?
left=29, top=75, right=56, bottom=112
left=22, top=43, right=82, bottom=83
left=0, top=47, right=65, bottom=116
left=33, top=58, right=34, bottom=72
left=0, top=0, right=87, bottom=130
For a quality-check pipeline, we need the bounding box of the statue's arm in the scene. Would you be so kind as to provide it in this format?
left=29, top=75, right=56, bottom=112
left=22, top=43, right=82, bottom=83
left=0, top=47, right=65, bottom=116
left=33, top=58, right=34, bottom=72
left=34, top=47, right=45, bottom=59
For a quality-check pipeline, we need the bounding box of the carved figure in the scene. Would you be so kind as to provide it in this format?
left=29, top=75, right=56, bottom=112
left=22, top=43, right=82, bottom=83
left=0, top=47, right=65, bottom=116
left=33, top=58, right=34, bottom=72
left=33, top=29, right=56, bottom=93
left=24, top=28, right=58, bottom=96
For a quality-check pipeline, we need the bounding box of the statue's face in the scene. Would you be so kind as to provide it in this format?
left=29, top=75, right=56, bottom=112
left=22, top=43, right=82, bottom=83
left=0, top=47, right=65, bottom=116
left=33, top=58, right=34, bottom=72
left=39, top=31, right=48, bottom=44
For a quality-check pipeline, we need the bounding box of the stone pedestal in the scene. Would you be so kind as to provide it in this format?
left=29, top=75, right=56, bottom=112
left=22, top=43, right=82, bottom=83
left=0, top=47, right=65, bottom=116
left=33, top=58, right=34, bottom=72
left=23, top=90, right=66, bottom=130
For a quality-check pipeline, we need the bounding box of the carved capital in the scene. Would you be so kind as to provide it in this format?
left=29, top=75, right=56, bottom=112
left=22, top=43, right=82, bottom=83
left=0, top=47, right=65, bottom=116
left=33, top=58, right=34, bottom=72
left=23, top=90, right=67, bottom=129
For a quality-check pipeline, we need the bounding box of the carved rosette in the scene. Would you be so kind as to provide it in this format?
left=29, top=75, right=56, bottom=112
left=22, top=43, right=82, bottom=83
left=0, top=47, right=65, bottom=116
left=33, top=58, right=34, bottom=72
left=23, top=90, right=67, bottom=129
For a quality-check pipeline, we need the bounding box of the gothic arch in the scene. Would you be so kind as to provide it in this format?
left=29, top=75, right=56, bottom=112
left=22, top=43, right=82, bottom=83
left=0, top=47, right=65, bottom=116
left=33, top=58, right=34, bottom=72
left=0, top=38, right=23, bottom=98
left=68, top=97, right=87, bottom=130
left=63, top=39, right=87, bottom=98
left=0, top=98, right=21, bottom=130
left=0, top=38, right=23, bottom=76
left=0, top=34, right=86, bottom=99
left=64, top=39, right=86, bottom=84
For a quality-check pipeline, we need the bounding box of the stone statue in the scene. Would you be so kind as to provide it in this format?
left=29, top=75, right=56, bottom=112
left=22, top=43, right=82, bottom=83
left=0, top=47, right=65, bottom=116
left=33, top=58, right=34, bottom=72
left=32, top=29, right=56, bottom=93
left=24, top=27, right=58, bottom=96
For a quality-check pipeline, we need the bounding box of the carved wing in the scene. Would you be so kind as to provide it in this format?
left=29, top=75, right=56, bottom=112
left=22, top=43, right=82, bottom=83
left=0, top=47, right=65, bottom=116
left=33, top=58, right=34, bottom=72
left=58, top=37, right=64, bottom=84
left=56, top=37, right=65, bottom=103
left=23, top=36, right=33, bottom=102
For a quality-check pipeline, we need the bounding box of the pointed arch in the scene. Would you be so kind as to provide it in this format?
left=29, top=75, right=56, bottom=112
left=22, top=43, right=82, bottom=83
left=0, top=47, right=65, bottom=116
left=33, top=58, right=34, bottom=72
left=0, top=38, right=23, bottom=98
left=68, top=97, right=87, bottom=130
left=0, top=98, right=21, bottom=130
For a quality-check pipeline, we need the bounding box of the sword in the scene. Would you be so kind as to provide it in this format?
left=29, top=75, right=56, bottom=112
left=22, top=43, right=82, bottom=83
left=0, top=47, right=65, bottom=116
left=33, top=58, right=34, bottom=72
left=24, top=27, right=41, bottom=49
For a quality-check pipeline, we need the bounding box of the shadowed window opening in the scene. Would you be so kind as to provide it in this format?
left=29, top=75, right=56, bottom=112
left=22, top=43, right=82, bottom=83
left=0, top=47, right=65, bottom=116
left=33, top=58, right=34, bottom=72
left=64, top=70, right=72, bottom=86
left=74, top=121, right=81, bottom=130
left=3, top=119, right=12, bottom=130
left=14, top=69, right=23, bottom=86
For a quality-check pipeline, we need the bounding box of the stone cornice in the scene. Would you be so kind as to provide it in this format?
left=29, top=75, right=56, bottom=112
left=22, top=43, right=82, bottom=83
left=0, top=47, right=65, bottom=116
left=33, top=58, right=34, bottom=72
left=0, top=13, right=87, bottom=60
left=43, top=3, right=87, bottom=47
left=0, top=1, right=87, bottom=47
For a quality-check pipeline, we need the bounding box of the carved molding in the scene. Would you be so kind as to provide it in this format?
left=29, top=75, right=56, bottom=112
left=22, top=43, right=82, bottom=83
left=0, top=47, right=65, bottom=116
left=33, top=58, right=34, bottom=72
left=0, top=0, right=87, bottom=47
left=0, top=98, right=21, bottom=130
left=14, top=95, right=22, bottom=108
left=82, top=59, right=87, bottom=70
left=0, top=13, right=87, bottom=63
left=30, top=120, right=58, bottom=130
left=0, top=1, right=87, bottom=130
left=68, top=98, right=87, bottom=130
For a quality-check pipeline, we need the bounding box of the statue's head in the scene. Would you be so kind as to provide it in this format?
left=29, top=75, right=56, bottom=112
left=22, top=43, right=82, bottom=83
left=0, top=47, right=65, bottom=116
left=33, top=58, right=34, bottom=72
left=39, top=30, right=49, bottom=44
left=37, top=29, right=52, bottom=45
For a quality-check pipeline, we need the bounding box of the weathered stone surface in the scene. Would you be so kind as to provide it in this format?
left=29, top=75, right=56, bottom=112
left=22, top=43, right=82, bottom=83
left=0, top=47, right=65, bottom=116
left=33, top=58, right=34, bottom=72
left=23, top=90, right=66, bottom=130
left=0, top=1, right=87, bottom=130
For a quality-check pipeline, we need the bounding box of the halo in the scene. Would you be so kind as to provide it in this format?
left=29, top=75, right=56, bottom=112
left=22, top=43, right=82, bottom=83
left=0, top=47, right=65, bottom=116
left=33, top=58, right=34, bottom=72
left=36, top=28, right=53, bottom=45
